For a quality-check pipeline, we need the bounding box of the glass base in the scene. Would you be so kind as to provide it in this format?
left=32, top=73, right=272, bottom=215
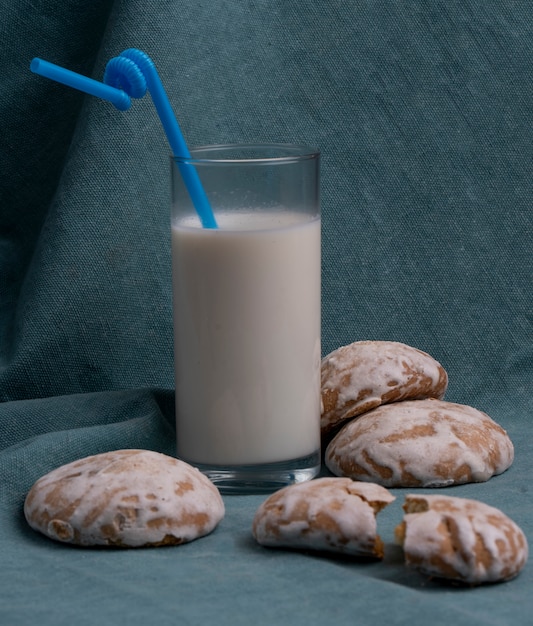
left=184, top=450, right=321, bottom=494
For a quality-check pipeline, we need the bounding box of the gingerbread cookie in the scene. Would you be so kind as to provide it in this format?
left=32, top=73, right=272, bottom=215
left=395, top=494, right=528, bottom=584
left=252, top=477, right=394, bottom=558
left=325, top=399, right=514, bottom=487
left=24, top=449, right=225, bottom=547
left=321, top=341, right=448, bottom=437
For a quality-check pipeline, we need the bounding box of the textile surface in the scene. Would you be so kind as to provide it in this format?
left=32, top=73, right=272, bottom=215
left=1, top=1, right=531, bottom=624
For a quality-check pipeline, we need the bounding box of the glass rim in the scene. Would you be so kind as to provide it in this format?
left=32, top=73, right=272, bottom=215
left=172, top=143, right=320, bottom=165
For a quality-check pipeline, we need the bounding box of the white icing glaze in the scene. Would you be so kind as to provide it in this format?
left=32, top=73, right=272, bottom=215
left=252, top=477, right=394, bottom=556
left=321, top=341, right=448, bottom=435
left=325, top=399, right=514, bottom=487
left=401, top=494, right=528, bottom=583
left=24, top=449, right=225, bottom=547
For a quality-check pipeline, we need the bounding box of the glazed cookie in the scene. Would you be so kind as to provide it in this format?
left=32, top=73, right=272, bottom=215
left=395, top=494, right=528, bottom=584
left=325, top=399, right=514, bottom=488
left=252, top=477, right=395, bottom=558
left=321, top=341, right=448, bottom=437
left=24, top=449, right=225, bottom=547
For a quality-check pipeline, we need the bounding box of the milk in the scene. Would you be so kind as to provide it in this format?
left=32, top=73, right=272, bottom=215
left=172, top=210, right=321, bottom=466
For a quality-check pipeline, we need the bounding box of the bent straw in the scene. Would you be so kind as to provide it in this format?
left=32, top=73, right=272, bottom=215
left=30, top=58, right=132, bottom=111
left=30, top=50, right=217, bottom=229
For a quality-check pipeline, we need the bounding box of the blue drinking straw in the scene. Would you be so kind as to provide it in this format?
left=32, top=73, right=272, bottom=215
left=30, top=49, right=218, bottom=229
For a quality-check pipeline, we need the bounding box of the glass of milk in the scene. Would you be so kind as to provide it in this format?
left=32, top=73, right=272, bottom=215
left=171, top=144, right=321, bottom=492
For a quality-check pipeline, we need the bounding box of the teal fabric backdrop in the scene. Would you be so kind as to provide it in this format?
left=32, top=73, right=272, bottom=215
left=1, top=1, right=531, bottom=624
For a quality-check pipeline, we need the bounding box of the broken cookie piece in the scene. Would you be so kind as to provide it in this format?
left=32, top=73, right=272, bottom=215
left=395, top=494, right=528, bottom=584
left=252, top=477, right=394, bottom=558
left=24, top=449, right=225, bottom=547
